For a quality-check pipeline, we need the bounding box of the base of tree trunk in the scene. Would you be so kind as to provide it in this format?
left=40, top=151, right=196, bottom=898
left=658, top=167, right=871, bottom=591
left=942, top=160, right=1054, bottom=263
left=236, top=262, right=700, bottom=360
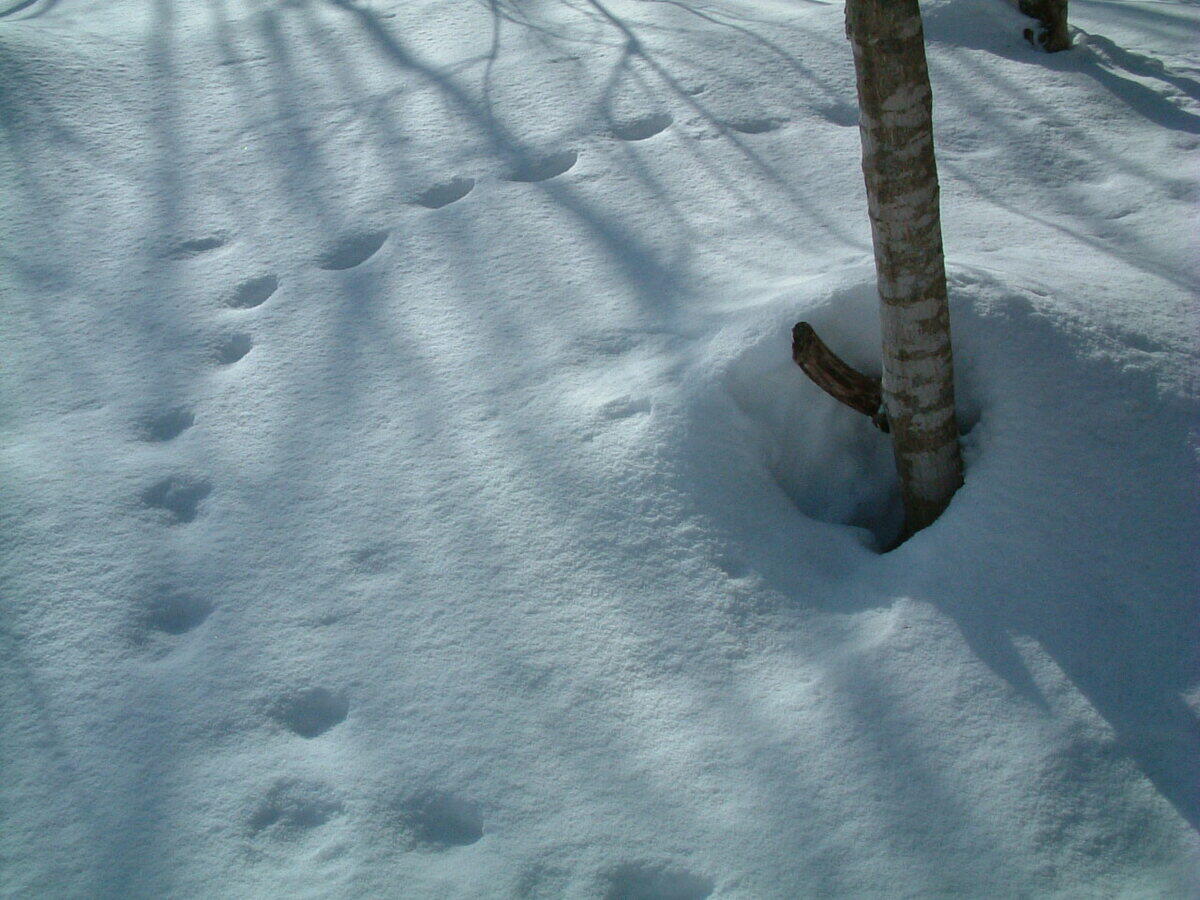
left=1020, top=0, right=1071, bottom=52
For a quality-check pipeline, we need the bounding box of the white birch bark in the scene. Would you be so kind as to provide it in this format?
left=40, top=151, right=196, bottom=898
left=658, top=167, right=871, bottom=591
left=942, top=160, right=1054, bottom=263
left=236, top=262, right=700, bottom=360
left=846, top=0, right=963, bottom=533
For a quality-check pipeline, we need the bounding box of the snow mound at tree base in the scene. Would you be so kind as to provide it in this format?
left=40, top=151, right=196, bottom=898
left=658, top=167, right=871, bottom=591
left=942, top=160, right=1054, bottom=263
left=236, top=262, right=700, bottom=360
left=712, top=270, right=905, bottom=549
left=678, top=258, right=1199, bottom=837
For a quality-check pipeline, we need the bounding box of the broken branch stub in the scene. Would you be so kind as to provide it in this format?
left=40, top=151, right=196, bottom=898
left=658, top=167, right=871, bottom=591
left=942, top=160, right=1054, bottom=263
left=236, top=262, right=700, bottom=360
left=792, top=322, right=889, bottom=432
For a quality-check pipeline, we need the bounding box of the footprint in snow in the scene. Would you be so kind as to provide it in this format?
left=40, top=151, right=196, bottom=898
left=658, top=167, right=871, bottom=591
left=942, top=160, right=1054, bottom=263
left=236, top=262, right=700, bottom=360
left=611, top=112, right=673, bottom=141
left=135, top=587, right=213, bottom=637
left=165, top=233, right=230, bottom=260
left=598, top=396, right=650, bottom=422
left=141, top=475, right=212, bottom=524
left=348, top=542, right=395, bottom=575
left=139, top=406, right=194, bottom=442
left=270, top=686, right=349, bottom=738
left=601, top=861, right=714, bottom=900
left=125, top=585, right=214, bottom=658
left=413, top=177, right=475, bottom=209
left=390, top=790, right=483, bottom=849
left=816, top=104, right=858, bottom=127
left=516, top=861, right=572, bottom=897
left=249, top=778, right=344, bottom=837
left=225, top=274, right=278, bottom=309
left=505, top=150, right=578, bottom=183
left=316, top=230, right=389, bottom=270
left=722, top=116, right=785, bottom=135
left=716, top=555, right=748, bottom=580
left=215, top=333, right=253, bottom=365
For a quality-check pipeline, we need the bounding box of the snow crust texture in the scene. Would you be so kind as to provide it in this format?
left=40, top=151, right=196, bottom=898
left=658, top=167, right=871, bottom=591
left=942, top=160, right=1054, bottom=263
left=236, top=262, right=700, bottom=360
left=1, top=0, right=1198, bottom=896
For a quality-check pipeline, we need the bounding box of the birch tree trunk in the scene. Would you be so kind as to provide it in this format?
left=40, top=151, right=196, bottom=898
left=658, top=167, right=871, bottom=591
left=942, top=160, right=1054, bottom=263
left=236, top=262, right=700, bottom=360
left=846, top=0, right=963, bottom=533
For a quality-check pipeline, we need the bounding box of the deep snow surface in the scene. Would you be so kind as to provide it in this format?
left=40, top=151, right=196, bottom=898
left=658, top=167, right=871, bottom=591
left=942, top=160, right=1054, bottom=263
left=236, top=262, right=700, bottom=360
left=1, top=0, right=1198, bottom=896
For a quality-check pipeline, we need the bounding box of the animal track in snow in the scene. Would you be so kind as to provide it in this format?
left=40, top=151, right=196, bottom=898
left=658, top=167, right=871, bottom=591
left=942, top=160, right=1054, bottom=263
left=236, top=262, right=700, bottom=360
left=414, top=177, right=475, bottom=209
left=249, top=778, right=343, bottom=836
left=567, top=327, right=641, bottom=361
left=216, top=333, right=253, bottom=365
left=140, top=407, right=194, bottom=442
left=506, top=150, right=578, bottom=183
left=611, top=113, right=673, bottom=141
left=598, top=396, right=649, bottom=422
left=141, top=476, right=212, bottom=524
left=392, top=791, right=483, bottom=848
left=817, top=104, right=859, bottom=127
left=166, top=234, right=229, bottom=259
left=138, top=588, right=213, bottom=636
left=271, top=687, right=349, bottom=738
left=516, top=860, right=572, bottom=897
left=723, top=116, right=784, bottom=135
left=317, top=231, right=389, bottom=270
left=218, top=53, right=268, bottom=67
left=348, top=542, right=395, bottom=575
left=226, top=274, right=278, bottom=309
left=601, top=861, right=713, bottom=900
left=716, top=555, right=748, bottom=580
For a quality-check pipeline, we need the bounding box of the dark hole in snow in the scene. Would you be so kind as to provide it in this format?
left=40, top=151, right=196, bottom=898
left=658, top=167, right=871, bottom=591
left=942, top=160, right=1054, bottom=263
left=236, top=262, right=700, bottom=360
left=724, top=117, right=784, bottom=135
left=317, top=232, right=389, bottom=269
left=166, top=234, right=229, bottom=258
left=227, top=274, right=278, bottom=309
left=249, top=779, right=343, bottom=835
left=611, top=113, right=673, bottom=141
left=505, top=149, right=579, bottom=183
left=395, top=791, right=483, bottom=848
left=216, top=333, right=253, bottom=365
left=141, top=476, right=212, bottom=524
left=141, top=590, right=213, bottom=635
left=140, top=407, right=194, bottom=442
left=414, top=178, right=474, bottom=209
left=271, top=687, right=349, bottom=738
left=602, top=861, right=714, bottom=900
left=721, top=280, right=908, bottom=550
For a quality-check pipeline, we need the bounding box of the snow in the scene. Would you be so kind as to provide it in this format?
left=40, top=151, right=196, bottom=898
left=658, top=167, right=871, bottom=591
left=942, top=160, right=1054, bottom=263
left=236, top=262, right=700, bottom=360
left=1, top=0, right=1197, bottom=896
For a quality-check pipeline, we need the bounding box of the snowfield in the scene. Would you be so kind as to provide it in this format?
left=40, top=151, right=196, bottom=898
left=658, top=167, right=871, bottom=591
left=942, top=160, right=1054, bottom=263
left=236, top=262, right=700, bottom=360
left=1, top=0, right=1197, bottom=896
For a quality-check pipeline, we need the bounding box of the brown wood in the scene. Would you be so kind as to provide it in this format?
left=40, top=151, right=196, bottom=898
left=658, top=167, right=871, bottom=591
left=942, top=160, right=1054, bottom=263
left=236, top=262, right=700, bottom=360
left=1021, top=0, right=1071, bottom=52
left=792, top=322, right=889, bottom=432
